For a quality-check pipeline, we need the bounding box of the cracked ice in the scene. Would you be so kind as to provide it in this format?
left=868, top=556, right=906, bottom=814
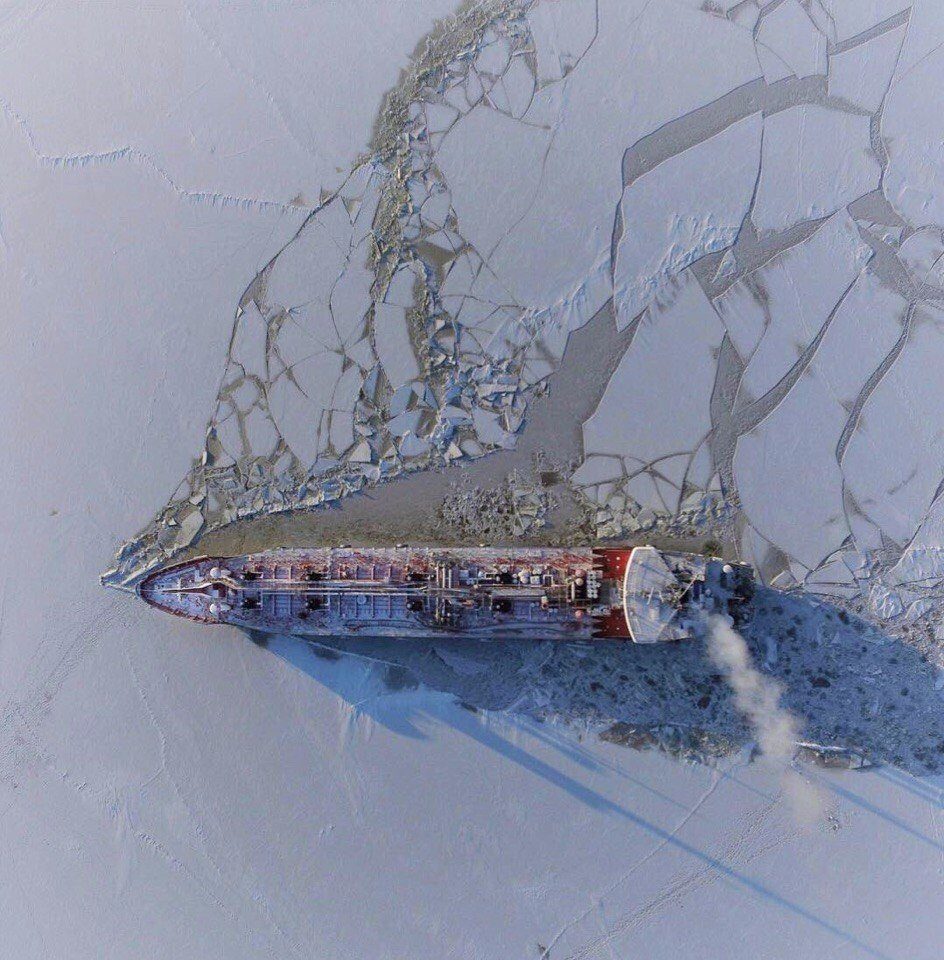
left=103, top=0, right=944, bottom=638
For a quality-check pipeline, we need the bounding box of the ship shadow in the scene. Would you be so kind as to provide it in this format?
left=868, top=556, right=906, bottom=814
left=238, top=594, right=938, bottom=960
left=257, top=636, right=911, bottom=960
left=246, top=585, right=944, bottom=779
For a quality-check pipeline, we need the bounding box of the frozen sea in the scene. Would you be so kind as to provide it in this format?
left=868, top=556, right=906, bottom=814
left=3, top=2, right=944, bottom=958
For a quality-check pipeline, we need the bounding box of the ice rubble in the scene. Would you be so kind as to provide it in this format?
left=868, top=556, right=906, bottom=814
left=105, top=0, right=944, bottom=634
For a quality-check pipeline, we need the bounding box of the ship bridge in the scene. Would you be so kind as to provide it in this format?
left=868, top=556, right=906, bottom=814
left=620, top=546, right=695, bottom=643
left=620, top=545, right=752, bottom=643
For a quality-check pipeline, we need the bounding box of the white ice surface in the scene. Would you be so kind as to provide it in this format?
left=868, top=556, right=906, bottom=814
left=717, top=211, right=872, bottom=397
left=735, top=374, right=852, bottom=570
left=4, top=3, right=944, bottom=958
left=828, top=21, right=906, bottom=112
left=583, top=273, right=724, bottom=493
left=882, top=11, right=944, bottom=229
left=612, top=112, right=763, bottom=327
left=756, top=0, right=828, bottom=81
left=752, top=105, right=881, bottom=234
left=0, top=0, right=459, bottom=207
left=822, top=0, right=910, bottom=42
left=842, top=304, right=944, bottom=547
left=437, top=0, right=760, bottom=317
left=374, top=302, right=421, bottom=390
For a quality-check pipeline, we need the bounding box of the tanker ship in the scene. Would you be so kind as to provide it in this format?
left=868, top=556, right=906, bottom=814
left=137, top=545, right=754, bottom=644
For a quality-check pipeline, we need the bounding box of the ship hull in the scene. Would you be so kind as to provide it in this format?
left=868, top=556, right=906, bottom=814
left=137, top=545, right=753, bottom=643
left=138, top=546, right=630, bottom=640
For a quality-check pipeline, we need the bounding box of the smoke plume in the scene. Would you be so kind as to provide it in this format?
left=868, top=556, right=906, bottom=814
left=706, top=615, right=826, bottom=824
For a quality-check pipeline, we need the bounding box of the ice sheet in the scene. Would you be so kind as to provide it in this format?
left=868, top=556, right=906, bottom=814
left=6, top=4, right=944, bottom=954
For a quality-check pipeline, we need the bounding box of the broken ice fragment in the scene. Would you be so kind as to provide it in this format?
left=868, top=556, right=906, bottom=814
left=827, top=21, right=906, bottom=112
left=756, top=0, right=828, bottom=82
left=612, top=112, right=763, bottom=328
left=373, top=302, right=421, bottom=390
left=752, top=106, right=880, bottom=233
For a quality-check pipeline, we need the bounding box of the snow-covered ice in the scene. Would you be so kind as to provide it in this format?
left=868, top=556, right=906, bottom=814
left=6, top=1, right=944, bottom=957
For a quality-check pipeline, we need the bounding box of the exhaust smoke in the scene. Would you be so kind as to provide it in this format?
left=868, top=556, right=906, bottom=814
left=706, top=615, right=826, bottom=824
